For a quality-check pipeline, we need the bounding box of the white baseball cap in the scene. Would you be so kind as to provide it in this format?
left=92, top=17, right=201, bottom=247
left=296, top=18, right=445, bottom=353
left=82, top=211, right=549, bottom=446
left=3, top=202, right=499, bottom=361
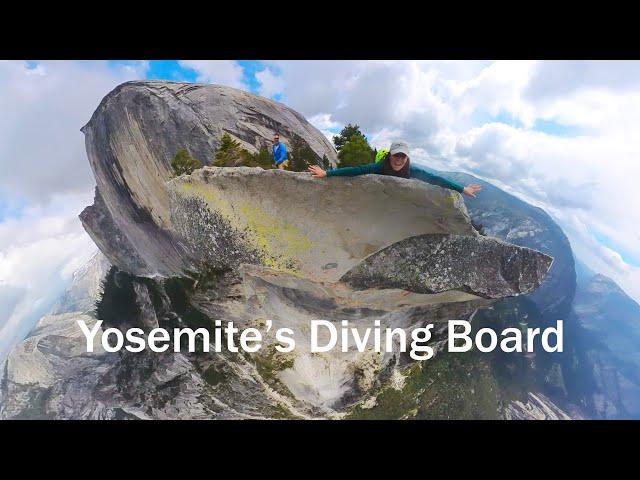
left=389, top=140, right=410, bottom=157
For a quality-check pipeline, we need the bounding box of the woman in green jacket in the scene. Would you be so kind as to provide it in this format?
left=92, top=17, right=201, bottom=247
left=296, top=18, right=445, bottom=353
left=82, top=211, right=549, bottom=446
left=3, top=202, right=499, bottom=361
left=308, top=140, right=482, bottom=198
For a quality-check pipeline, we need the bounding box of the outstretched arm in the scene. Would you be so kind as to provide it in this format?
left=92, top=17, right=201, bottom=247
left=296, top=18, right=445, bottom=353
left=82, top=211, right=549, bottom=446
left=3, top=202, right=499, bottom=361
left=309, top=162, right=381, bottom=178
left=411, top=164, right=482, bottom=197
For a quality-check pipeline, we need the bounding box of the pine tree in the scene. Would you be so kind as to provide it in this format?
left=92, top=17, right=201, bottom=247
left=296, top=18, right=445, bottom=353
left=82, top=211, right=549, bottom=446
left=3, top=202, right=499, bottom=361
left=333, top=124, right=366, bottom=151
left=289, top=134, right=319, bottom=172
left=337, top=134, right=375, bottom=167
left=214, top=133, right=246, bottom=167
left=171, top=148, right=201, bottom=176
left=244, top=146, right=274, bottom=169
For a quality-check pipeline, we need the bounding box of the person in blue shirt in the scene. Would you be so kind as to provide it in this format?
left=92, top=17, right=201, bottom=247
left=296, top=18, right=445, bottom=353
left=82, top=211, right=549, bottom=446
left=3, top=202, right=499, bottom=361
left=308, top=140, right=482, bottom=198
left=272, top=133, right=289, bottom=170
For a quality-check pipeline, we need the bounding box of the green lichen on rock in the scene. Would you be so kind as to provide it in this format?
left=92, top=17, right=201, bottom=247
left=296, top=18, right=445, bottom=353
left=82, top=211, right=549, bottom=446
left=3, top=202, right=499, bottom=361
left=253, top=345, right=296, bottom=387
left=249, top=346, right=303, bottom=419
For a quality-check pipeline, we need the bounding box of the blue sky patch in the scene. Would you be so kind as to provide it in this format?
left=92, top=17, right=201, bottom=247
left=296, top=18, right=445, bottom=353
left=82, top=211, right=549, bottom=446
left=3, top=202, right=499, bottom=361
left=146, top=60, right=198, bottom=82
left=592, top=230, right=640, bottom=268
left=105, top=60, right=280, bottom=98
left=0, top=195, right=26, bottom=223
left=533, top=118, right=585, bottom=137
left=237, top=60, right=266, bottom=94
left=471, top=109, right=524, bottom=129
left=471, top=109, right=584, bottom=138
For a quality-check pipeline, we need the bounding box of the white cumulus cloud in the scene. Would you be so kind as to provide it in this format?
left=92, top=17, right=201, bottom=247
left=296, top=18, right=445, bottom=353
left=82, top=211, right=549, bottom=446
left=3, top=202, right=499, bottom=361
left=0, top=60, right=145, bottom=362
left=178, top=60, right=245, bottom=88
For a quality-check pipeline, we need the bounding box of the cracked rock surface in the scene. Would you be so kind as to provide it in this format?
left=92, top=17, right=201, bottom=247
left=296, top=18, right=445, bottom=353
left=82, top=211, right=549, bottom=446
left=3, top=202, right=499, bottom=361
left=341, top=234, right=553, bottom=298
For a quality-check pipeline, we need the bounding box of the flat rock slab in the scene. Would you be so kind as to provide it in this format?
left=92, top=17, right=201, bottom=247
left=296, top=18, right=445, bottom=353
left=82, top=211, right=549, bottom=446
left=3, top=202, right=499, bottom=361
left=340, top=234, right=553, bottom=299
left=168, top=166, right=476, bottom=282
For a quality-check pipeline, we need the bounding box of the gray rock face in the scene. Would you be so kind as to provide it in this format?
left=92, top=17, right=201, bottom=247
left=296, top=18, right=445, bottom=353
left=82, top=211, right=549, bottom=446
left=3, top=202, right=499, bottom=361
left=0, top=265, right=491, bottom=419
left=80, top=81, right=338, bottom=277
left=1, top=255, right=562, bottom=419
left=504, top=392, right=577, bottom=420
left=0, top=313, right=116, bottom=419
left=80, top=189, right=148, bottom=275
left=341, top=234, right=553, bottom=298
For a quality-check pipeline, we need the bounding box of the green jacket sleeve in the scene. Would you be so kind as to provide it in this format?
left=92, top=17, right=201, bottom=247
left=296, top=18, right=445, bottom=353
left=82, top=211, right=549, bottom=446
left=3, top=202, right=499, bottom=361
left=410, top=164, right=465, bottom=194
left=326, top=162, right=382, bottom=177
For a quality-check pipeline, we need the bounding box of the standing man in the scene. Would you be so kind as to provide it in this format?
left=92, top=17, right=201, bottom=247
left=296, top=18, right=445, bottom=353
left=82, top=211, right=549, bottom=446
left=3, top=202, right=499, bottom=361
left=272, top=133, right=289, bottom=170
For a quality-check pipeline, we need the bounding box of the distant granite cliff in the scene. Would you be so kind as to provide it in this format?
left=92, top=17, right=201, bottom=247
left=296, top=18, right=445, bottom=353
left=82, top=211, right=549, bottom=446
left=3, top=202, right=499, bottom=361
left=572, top=268, right=640, bottom=418
left=51, top=251, right=111, bottom=315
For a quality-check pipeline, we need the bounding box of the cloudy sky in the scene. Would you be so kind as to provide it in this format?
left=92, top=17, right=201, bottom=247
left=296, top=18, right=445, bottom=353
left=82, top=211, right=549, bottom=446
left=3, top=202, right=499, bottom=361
left=1, top=60, right=639, bottom=360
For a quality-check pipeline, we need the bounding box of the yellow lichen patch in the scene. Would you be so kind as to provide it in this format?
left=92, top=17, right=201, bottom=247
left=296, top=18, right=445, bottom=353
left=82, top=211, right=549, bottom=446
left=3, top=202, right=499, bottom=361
left=445, top=192, right=458, bottom=207
left=178, top=182, right=233, bottom=219
left=238, top=204, right=313, bottom=256
left=175, top=181, right=314, bottom=275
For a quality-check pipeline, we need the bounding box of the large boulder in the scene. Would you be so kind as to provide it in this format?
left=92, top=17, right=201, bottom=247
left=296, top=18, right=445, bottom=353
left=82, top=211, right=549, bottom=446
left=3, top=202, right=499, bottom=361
left=168, top=166, right=476, bottom=283
left=79, top=81, right=338, bottom=277
left=341, top=234, right=553, bottom=298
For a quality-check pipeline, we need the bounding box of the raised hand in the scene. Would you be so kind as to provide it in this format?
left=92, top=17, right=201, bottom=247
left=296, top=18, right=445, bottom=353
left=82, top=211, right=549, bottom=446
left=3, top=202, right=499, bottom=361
left=308, top=165, right=327, bottom=178
left=463, top=184, right=482, bottom=198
